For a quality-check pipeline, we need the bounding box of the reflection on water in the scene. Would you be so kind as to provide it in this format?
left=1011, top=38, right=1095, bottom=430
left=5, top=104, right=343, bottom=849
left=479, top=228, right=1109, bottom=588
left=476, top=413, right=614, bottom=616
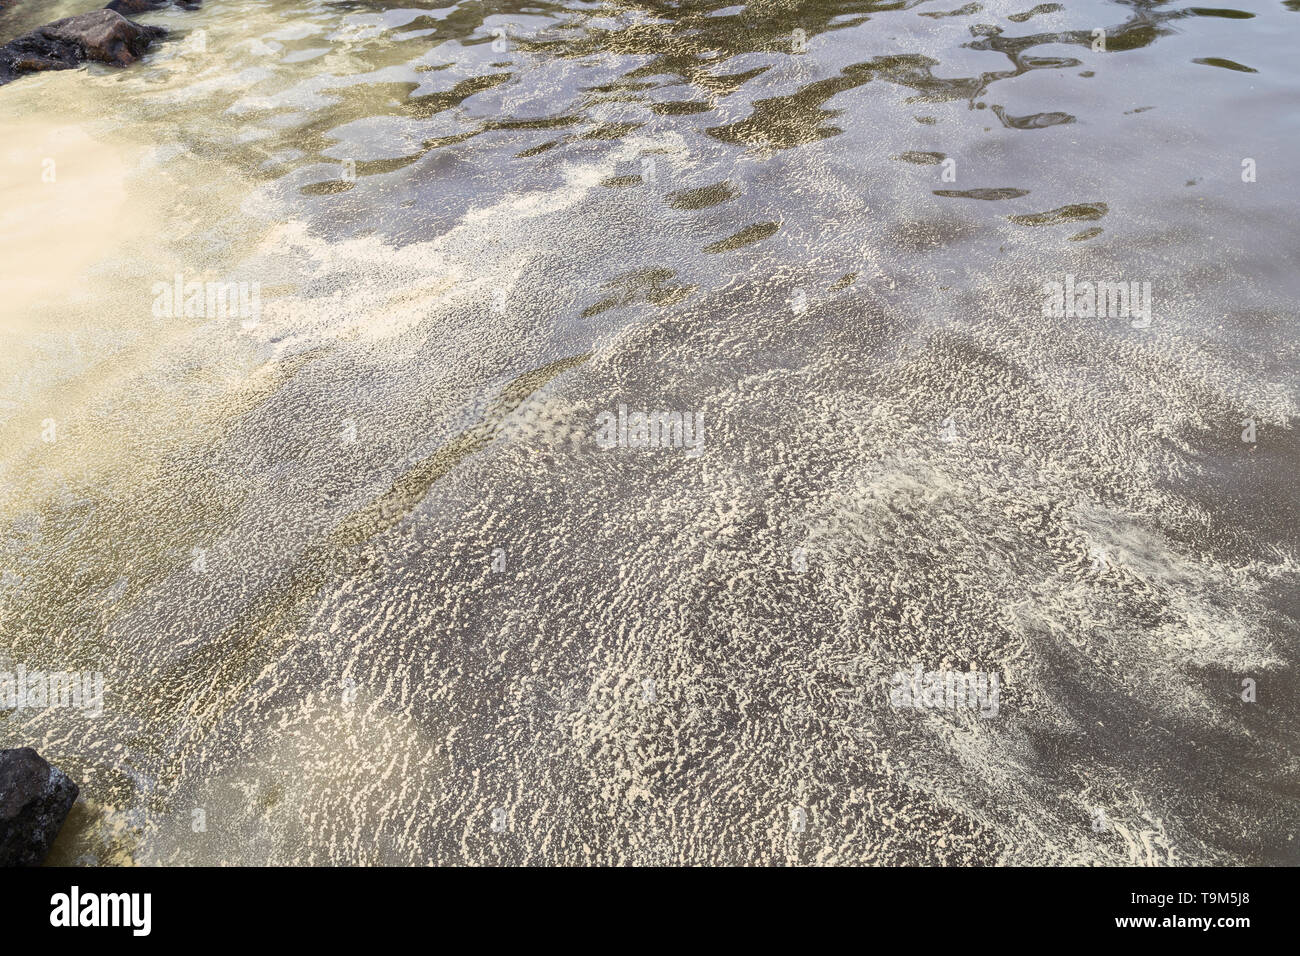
left=1, top=0, right=1298, bottom=865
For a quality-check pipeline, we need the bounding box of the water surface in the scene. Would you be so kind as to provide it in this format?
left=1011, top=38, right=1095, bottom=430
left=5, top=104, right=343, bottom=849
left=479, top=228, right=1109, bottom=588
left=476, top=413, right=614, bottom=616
left=1, top=0, right=1297, bottom=865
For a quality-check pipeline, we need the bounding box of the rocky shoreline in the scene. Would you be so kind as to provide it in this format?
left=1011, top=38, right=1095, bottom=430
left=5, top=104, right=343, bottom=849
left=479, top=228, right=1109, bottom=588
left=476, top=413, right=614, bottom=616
left=0, top=0, right=199, bottom=86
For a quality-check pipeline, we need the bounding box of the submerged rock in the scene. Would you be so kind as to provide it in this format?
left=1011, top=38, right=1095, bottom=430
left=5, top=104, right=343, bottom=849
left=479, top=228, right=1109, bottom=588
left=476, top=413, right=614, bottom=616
left=0, top=748, right=79, bottom=866
left=105, top=0, right=201, bottom=14
left=0, top=10, right=165, bottom=86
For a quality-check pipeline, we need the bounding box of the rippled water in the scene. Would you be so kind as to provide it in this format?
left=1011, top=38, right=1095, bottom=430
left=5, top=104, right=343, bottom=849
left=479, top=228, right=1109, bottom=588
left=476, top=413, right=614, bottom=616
left=1, top=0, right=1297, bottom=865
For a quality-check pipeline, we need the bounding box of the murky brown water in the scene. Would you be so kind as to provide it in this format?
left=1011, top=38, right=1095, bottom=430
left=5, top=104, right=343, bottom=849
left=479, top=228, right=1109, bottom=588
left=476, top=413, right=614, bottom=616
left=1, top=0, right=1297, bottom=865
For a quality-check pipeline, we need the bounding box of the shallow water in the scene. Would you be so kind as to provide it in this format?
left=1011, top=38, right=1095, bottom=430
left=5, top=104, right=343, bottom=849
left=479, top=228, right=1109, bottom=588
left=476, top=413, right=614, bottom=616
left=1, top=0, right=1297, bottom=865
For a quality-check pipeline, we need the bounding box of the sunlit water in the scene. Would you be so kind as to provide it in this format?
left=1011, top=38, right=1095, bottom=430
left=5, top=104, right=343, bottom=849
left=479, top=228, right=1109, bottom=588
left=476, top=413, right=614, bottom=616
left=1, top=0, right=1297, bottom=864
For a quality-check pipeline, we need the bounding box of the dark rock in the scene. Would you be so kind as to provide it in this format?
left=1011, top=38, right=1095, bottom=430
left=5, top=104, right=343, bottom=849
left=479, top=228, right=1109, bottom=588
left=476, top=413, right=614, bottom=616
left=105, top=0, right=201, bottom=14
left=104, top=0, right=168, bottom=13
left=0, top=9, right=165, bottom=86
left=0, top=748, right=79, bottom=867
